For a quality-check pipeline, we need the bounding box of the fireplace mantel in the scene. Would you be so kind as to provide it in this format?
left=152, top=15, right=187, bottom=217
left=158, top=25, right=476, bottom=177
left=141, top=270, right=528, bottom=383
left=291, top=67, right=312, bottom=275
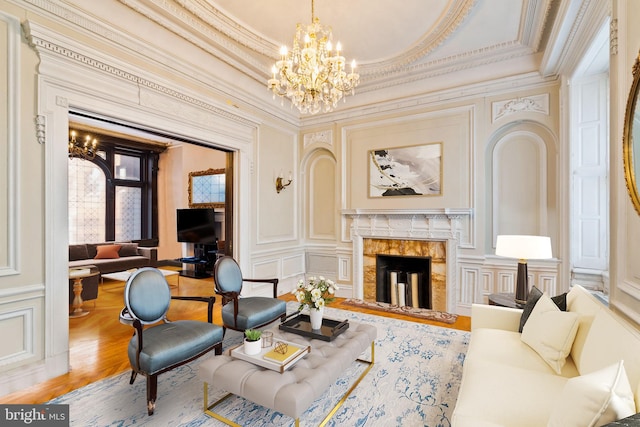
left=342, top=208, right=473, bottom=314
left=342, top=208, right=472, bottom=217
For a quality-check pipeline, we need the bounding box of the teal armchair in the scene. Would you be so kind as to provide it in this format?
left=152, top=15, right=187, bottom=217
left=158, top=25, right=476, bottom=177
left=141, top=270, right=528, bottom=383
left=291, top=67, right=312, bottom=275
left=213, top=256, right=287, bottom=335
left=120, top=267, right=223, bottom=415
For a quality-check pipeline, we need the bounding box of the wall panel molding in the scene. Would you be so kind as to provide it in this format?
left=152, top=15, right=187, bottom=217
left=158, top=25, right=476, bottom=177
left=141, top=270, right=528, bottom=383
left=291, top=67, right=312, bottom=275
left=0, top=12, right=20, bottom=277
left=0, top=307, right=34, bottom=367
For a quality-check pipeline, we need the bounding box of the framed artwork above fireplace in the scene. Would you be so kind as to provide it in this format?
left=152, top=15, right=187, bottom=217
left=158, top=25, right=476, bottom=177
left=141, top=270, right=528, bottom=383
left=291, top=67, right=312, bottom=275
left=368, top=142, right=442, bottom=197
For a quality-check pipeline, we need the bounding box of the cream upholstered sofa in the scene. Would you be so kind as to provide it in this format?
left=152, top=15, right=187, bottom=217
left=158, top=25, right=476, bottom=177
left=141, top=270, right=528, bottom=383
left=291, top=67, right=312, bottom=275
left=452, top=285, right=640, bottom=427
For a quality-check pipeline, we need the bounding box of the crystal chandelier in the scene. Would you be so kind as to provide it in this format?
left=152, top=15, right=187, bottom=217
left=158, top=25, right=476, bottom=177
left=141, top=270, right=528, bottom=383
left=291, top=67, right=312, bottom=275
left=267, top=0, right=360, bottom=115
left=68, top=130, right=98, bottom=160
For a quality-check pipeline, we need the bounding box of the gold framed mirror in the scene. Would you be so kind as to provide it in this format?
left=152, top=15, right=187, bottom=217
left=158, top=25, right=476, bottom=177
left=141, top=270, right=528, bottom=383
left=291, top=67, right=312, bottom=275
left=624, top=51, right=640, bottom=215
left=188, top=168, right=225, bottom=209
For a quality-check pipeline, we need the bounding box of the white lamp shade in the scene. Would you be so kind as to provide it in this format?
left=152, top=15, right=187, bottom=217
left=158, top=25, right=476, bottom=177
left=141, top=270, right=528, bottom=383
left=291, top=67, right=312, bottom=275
left=495, top=235, right=552, bottom=260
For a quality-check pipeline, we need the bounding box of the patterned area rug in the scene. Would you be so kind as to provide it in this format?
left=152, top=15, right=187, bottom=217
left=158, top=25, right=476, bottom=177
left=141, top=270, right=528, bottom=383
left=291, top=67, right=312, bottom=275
left=341, top=298, right=459, bottom=324
left=50, top=302, right=469, bottom=426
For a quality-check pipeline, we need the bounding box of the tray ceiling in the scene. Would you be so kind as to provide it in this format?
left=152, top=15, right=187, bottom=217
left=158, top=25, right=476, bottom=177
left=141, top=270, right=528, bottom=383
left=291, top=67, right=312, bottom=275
left=120, top=0, right=557, bottom=91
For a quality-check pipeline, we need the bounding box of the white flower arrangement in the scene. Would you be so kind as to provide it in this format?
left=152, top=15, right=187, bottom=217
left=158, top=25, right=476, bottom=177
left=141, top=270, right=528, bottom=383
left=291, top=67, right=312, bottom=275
left=292, top=276, right=339, bottom=311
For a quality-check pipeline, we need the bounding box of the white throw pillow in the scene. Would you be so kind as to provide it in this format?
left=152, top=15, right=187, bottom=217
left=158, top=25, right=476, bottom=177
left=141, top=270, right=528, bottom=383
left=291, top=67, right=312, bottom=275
left=521, top=292, right=579, bottom=374
left=547, top=360, right=636, bottom=427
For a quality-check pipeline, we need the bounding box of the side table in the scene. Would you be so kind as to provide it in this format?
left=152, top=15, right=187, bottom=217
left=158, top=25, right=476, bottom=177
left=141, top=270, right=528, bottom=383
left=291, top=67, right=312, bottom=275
left=488, top=292, right=523, bottom=309
left=69, top=268, right=99, bottom=318
left=602, top=413, right=640, bottom=426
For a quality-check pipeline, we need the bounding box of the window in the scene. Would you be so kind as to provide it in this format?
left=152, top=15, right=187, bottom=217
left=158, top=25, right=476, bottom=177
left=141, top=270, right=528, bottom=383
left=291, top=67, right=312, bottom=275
left=68, top=131, right=164, bottom=244
left=68, top=159, right=106, bottom=243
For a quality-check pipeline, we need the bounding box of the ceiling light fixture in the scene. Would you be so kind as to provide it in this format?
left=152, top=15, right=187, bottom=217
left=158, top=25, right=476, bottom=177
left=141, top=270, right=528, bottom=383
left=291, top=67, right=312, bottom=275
left=68, top=130, right=98, bottom=160
left=267, top=0, right=360, bottom=115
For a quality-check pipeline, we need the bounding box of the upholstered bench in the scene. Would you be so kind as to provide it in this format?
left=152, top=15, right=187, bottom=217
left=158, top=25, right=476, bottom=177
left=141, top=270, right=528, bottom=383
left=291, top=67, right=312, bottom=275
left=199, top=321, right=377, bottom=426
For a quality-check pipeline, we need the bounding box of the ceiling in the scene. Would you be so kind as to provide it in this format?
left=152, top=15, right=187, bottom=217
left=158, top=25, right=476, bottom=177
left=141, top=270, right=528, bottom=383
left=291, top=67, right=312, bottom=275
left=120, top=0, right=560, bottom=100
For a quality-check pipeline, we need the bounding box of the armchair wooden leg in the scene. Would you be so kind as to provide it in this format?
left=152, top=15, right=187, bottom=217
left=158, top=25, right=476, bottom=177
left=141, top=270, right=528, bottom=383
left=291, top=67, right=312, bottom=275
left=147, top=374, right=158, bottom=415
left=129, top=370, right=137, bottom=384
left=214, top=342, right=223, bottom=355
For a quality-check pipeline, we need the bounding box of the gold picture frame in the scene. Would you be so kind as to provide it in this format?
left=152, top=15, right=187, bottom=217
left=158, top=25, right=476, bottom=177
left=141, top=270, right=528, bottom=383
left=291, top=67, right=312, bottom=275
left=623, top=50, right=640, bottom=216
left=188, top=168, right=225, bottom=209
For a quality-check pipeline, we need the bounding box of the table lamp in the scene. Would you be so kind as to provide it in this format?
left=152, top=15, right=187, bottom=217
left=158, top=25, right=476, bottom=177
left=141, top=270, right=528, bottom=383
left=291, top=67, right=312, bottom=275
left=495, top=235, right=553, bottom=306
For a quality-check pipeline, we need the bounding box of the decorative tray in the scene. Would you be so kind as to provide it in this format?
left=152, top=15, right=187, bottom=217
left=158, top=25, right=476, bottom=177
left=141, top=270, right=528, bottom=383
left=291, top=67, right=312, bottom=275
left=279, top=314, right=349, bottom=341
left=229, top=339, right=310, bottom=373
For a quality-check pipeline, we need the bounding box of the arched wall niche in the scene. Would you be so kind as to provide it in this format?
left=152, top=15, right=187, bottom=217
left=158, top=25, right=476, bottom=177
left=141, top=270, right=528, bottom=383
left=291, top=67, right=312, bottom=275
left=303, top=147, right=338, bottom=241
left=487, top=121, right=559, bottom=253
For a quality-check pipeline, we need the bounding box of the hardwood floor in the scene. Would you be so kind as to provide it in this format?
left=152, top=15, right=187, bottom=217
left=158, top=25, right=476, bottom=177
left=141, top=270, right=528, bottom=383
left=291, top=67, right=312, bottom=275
left=0, top=269, right=470, bottom=404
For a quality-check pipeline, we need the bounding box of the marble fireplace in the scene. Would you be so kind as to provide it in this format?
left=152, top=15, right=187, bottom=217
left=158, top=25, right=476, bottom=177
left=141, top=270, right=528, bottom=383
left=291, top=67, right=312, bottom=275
left=343, top=209, right=472, bottom=314
left=365, top=239, right=444, bottom=310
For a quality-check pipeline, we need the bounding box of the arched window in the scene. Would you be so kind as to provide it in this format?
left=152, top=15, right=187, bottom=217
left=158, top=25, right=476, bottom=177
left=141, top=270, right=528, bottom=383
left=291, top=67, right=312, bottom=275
left=68, top=130, right=163, bottom=245
left=68, top=158, right=106, bottom=243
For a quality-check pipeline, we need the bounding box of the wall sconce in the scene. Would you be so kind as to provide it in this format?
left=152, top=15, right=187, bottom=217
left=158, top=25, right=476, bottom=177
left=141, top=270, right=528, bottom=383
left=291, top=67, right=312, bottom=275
left=276, top=171, right=292, bottom=193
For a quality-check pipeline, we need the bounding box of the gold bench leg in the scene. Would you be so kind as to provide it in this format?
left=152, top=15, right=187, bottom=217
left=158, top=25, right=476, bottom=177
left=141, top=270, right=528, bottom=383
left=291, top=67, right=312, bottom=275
left=318, top=341, right=375, bottom=427
left=203, top=383, right=240, bottom=427
left=203, top=341, right=375, bottom=427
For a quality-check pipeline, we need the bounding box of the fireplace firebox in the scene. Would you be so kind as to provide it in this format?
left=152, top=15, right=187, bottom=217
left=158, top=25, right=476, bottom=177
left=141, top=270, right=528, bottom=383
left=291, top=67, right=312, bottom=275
left=376, top=254, right=431, bottom=309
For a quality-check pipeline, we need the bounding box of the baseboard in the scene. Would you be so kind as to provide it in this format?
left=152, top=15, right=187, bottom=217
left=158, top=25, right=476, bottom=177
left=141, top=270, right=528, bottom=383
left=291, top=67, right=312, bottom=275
left=0, top=352, right=69, bottom=398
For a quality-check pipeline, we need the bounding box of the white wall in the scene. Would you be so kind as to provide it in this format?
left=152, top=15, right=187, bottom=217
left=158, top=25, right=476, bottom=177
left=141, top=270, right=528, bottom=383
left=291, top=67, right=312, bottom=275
left=0, top=0, right=300, bottom=396
left=610, top=0, right=640, bottom=324
left=301, top=84, right=562, bottom=314
left=1, top=0, right=640, bottom=399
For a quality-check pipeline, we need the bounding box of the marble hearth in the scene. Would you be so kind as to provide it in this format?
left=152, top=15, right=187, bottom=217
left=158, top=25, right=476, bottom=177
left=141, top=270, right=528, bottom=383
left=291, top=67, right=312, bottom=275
left=364, top=238, right=445, bottom=311
left=343, top=209, right=473, bottom=314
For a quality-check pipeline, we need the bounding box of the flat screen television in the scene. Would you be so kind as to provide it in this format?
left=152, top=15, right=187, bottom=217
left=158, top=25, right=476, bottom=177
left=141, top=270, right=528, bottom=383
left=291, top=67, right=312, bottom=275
left=176, top=208, right=217, bottom=244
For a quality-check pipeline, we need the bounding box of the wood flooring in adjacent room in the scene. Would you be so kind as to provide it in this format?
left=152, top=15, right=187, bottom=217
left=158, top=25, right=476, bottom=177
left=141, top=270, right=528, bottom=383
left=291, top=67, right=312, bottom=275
left=0, top=268, right=470, bottom=404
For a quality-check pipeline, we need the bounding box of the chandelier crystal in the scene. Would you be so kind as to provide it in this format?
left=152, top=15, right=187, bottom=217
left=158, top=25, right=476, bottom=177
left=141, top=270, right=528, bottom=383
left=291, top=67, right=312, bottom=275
left=267, top=0, right=360, bottom=115
left=68, top=130, right=98, bottom=160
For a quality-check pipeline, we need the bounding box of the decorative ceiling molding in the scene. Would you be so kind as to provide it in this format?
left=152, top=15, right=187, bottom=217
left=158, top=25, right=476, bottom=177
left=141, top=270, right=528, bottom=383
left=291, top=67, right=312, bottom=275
left=176, top=0, right=276, bottom=58
left=360, top=0, right=476, bottom=73
left=357, top=41, right=534, bottom=94
left=22, top=20, right=258, bottom=130
left=539, top=0, right=604, bottom=76
left=116, top=0, right=552, bottom=94
left=118, top=0, right=269, bottom=79
left=13, top=0, right=572, bottom=121
left=520, top=0, right=556, bottom=51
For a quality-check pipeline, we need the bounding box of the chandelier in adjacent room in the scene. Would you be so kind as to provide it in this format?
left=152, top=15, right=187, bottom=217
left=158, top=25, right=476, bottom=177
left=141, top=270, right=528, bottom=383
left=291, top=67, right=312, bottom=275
left=267, top=0, right=360, bottom=115
left=68, top=130, right=98, bottom=160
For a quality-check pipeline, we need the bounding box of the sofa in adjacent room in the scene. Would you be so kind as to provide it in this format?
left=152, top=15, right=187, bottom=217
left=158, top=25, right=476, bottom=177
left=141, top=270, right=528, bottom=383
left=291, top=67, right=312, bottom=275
left=68, top=242, right=158, bottom=305
left=452, top=285, right=640, bottom=427
left=69, top=242, right=157, bottom=274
